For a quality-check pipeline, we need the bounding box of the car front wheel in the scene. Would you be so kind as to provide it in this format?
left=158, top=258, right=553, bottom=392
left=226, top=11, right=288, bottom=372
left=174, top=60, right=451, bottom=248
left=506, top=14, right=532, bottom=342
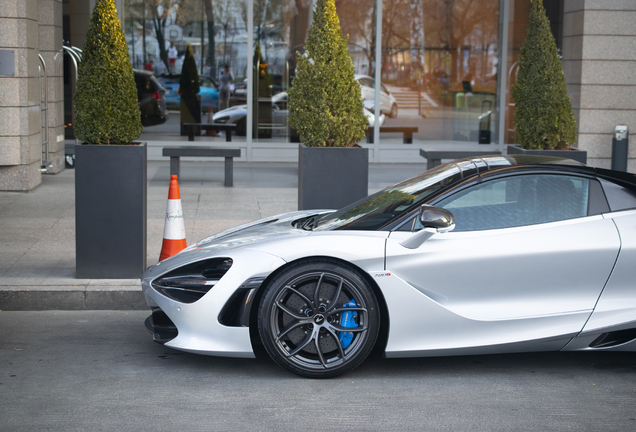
left=258, top=260, right=379, bottom=378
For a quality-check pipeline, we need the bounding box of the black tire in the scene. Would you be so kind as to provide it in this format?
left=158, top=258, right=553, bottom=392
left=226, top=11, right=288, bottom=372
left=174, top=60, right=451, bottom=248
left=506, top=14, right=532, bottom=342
left=236, top=118, right=246, bottom=136
left=389, top=103, right=398, bottom=118
left=258, top=260, right=379, bottom=378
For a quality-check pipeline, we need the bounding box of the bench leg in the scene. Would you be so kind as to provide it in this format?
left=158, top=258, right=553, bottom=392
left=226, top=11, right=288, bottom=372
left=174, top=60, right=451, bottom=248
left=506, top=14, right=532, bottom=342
left=403, top=133, right=413, bottom=144
left=188, top=125, right=195, bottom=142
left=225, top=129, right=232, bottom=142
left=224, top=157, right=233, bottom=187
left=170, top=156, right=180, bottom=178
left=427, top=158, right=441, bottom=171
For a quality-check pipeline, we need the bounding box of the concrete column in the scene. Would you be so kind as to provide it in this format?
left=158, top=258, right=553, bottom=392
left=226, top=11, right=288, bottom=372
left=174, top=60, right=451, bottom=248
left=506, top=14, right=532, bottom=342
left=0, top=0, right=42, bottom=190
left=563, top=0, right=636, bottom=170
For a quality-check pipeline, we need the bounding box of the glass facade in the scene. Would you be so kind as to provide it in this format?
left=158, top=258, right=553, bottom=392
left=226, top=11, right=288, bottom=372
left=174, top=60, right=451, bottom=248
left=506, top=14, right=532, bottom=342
left=120, top=0, right=566, bottom=158
left=380, top=0, right=499, bottom=144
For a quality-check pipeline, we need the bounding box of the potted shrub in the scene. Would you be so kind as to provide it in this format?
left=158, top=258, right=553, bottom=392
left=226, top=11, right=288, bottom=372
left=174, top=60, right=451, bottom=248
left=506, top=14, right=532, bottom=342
left=179, top=43, right=202, bottom=136
left=73, top=0, right=146, bottom=279
left=509, top=0, right=586, bottom=163
left=287, top=0, right=369, bottom=210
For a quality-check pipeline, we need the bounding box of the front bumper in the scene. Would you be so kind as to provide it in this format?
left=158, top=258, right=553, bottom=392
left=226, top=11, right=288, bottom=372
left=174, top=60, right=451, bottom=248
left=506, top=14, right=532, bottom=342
left=141, top=248, right=287, bottom=358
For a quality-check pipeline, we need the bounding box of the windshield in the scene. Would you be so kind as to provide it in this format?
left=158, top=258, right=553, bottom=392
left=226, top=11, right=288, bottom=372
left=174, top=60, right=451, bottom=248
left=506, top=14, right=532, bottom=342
left=314, top=163, right=463, bottom=231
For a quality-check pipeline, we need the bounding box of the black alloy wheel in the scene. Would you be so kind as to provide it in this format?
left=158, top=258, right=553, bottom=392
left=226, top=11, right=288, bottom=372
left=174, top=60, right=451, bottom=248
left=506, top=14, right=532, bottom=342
left=258, top=260, right=379, bottom=378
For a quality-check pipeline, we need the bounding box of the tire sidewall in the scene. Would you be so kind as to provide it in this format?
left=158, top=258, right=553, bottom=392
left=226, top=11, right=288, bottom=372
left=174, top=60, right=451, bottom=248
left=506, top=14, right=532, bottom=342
left=257, top=260, right=380, bottom=378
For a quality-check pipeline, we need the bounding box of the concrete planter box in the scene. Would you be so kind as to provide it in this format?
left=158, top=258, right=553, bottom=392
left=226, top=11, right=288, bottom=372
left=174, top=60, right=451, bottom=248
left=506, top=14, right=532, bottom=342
left=298, top=144, right=369, bottom=210
left=507, top=145, right=587, bottom=164
left=75, top=143, right=147, bottom=279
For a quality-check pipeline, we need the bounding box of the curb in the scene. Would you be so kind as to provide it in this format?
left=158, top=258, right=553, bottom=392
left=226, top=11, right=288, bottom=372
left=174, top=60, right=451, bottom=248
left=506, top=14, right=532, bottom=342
left=0, top=288, right=147, bottom=311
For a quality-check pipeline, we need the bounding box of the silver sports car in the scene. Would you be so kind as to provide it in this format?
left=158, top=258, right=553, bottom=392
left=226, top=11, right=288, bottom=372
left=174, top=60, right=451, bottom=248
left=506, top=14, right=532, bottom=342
left=142, top=155, right=636, bottom=378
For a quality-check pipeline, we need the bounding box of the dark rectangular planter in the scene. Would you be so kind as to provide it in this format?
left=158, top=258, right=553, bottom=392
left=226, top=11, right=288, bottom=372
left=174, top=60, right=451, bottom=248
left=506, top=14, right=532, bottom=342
left=298, top=144, right=369, bottom=210
left=75, top=143, right=147, bottom=279
left=507, top=145, right=587, bottom=164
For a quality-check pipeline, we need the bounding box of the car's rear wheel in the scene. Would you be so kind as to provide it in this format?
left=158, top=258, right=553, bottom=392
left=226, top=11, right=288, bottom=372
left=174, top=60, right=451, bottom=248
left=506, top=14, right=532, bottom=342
left=390, top=103, right=398, bottom=118
left=258, top=260, right=379, bottom=378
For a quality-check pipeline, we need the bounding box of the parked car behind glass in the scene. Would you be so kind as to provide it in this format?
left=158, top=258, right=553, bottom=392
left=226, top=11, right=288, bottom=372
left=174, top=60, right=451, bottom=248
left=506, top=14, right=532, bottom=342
left=355, top=74, right=399, bottom=118
left=213, top=92, right=384, bottom=137
left=158, top=74, right=219, bottom=113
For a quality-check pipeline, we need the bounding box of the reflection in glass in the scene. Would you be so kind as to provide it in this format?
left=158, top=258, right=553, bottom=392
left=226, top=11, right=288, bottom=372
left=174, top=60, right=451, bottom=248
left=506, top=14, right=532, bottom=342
left=250, top=0, right=375, bottom=142
left=381, top=0, right=499, bottom=144
left=124, top=0, right=248, bottom=140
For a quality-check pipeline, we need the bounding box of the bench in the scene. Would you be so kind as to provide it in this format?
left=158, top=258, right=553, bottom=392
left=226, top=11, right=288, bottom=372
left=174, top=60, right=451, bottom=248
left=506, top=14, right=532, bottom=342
left=162, top=146, right=241, bottom=187
left=420, top=149, right=502, bottom=170
left=183, top=123, right=237, bottom=142
left=367, top=127, right=419, bottom=144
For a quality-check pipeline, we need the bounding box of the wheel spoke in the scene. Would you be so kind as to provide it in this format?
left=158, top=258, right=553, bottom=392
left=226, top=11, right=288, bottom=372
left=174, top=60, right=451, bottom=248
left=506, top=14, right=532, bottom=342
left=275, top=300, right=305, bottom=320
left=314, top=336, right=327, bottom=368
left=287, top=332, right=315, bottom=357
left=329, top=322, right=367, bottom=332
left=284, top=285, right=313, bottom=308
left=313, top=273, right=325, bottom=309
left=325, top=276, right=344, bottom=313
left=276, top=321, right=308, bottom=342
left=328, top=306, right=367, bottom=316
left=324, top=326, right=346, bottom=360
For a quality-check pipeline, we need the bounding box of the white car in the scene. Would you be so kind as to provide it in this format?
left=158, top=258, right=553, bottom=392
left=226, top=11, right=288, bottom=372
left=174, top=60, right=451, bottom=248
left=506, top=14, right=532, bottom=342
left=355, top=74, right=399, bottom=118
left=213, top=92, right=384, bottom=136
left=142, top=155, right=636, bottom=378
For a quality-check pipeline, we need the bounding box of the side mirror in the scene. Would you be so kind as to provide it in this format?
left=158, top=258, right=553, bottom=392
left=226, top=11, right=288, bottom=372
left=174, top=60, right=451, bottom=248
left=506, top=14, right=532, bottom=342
left=400, top=205, right=455, bottom=249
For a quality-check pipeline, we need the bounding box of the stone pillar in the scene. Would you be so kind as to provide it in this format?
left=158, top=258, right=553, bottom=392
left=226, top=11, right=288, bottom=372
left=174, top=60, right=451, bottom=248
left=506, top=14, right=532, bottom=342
left=563, top=0, right=636, bottom=170
left=0, top=0, right=43, bottom=190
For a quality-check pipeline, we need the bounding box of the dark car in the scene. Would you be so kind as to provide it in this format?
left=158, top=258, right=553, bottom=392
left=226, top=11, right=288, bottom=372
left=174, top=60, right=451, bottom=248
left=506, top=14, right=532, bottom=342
left=134, top=69, right=168, bottom=126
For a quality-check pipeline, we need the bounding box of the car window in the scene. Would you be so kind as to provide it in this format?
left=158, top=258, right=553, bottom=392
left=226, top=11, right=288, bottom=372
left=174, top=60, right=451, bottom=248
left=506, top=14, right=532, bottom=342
left=200, top=77, right=216, bottom=88
left=434, top=174, right=590, bottom=231
left=359, top=78, right=372, bottom=88
left=381, top=83, right=389, bottom=93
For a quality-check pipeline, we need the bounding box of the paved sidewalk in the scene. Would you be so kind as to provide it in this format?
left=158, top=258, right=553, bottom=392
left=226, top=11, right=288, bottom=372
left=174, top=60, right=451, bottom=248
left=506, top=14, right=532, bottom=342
left=0, top=161, right=426, bottom=311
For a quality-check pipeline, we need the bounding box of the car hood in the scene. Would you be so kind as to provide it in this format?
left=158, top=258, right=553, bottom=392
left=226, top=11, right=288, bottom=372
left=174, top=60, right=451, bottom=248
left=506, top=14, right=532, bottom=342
left=214, top=104, right=247, bottom=119
left=143, top=209, right=334, bottom=277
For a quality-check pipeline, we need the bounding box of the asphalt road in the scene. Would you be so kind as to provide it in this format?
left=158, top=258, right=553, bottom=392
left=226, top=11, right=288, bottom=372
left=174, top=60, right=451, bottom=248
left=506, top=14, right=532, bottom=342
left=1, top=311, right=635, bottom=431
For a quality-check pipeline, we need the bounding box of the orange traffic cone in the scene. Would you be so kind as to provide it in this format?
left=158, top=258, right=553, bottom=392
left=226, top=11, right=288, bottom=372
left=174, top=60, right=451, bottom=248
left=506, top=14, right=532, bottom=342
left=159, top=175, right=187, bottom=261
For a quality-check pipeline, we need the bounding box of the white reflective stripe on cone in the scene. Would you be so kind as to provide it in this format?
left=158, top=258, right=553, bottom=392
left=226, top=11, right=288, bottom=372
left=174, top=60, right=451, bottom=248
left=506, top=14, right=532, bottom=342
left=163, top=199, right=186, bottom=240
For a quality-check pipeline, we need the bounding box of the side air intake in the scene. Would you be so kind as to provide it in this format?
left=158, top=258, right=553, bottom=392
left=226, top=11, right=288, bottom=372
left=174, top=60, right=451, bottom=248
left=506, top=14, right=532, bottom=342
left=589, top=328, right=636, bottom=348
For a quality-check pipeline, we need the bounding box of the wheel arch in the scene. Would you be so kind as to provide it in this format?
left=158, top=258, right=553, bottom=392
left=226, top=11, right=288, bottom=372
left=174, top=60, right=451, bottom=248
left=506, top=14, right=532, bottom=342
left=247, top=255, right=390, bottom=355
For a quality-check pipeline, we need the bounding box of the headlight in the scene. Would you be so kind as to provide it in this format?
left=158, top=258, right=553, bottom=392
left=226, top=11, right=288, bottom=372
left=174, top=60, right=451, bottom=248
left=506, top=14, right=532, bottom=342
left=213, top=117, right=228, bottom=123
left=152, top=258, right=233, bottom=303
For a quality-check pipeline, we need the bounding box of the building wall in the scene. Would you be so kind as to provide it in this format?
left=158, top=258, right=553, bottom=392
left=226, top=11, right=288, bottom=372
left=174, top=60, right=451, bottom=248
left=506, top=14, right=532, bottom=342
left=0, top=0, right=64, bottom=191
left=563, top=0, right=636, bottom=170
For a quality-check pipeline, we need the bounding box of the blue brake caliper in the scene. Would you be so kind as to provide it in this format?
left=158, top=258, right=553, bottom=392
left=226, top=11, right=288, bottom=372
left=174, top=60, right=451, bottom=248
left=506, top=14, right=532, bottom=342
left=338, top=299, right=358, bottom=349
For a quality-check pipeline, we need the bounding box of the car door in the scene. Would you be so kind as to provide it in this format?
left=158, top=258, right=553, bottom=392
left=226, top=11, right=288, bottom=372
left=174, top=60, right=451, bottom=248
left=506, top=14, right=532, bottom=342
left=384, top=173, right=620, bottom=355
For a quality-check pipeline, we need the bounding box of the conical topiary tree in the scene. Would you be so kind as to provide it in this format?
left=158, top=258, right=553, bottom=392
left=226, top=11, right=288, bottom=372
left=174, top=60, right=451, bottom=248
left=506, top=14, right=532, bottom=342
left=74, top=0, right=142, bottom=145
left=287, top=0, right=367, bottom=147
left=511, top=0, right=577, bottom=150
left=180, top=44, right=200, bottom=96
